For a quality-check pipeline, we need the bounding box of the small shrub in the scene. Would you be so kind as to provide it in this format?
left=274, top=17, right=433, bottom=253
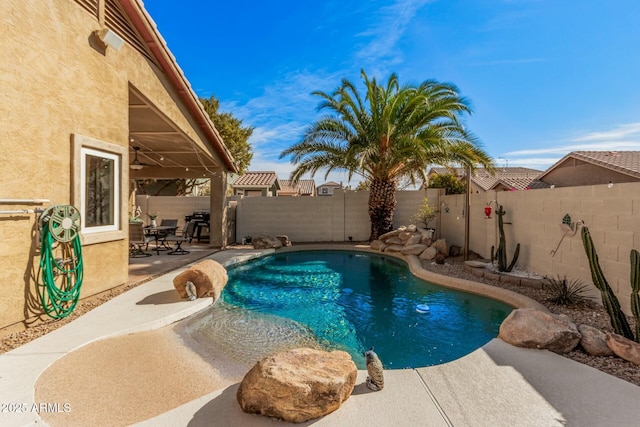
left=411, top=198, right=439, bottom=228
left=544, top=276, right=592, bottom=306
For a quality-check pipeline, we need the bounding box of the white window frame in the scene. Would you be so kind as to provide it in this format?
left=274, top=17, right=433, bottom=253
left=72, top=134, right=127, bottom=245
left=81, top=147, right=120, bottom=234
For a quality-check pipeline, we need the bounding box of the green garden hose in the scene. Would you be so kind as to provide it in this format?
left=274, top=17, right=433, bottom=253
left=38, top=209, right=84, bottom=319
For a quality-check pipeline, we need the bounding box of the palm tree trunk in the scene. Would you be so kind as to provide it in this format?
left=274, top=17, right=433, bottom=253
left=368, top=178, right=397, bottom=241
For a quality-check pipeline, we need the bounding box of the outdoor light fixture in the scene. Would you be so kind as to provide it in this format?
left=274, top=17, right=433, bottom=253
left=95, top=28, right=124, bottom=51
left=130, top=147, right=146, bottom=170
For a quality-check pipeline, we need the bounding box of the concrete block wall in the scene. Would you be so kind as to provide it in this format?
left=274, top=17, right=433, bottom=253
left=135, top=196, right=210, bottom=229
left=440, top=182, right=640, bottom=313
left=235, top=189, right=431, bottom=242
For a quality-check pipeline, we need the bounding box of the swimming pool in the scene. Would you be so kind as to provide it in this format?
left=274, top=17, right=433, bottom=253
left=185, top=250, right=512, bottom=369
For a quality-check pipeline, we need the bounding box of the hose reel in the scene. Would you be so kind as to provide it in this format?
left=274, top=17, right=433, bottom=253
left=38, top=205, right=84, bottom=319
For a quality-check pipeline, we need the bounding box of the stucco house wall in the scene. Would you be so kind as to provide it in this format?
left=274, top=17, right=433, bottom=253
left=0, top=0, right=228, bottom=332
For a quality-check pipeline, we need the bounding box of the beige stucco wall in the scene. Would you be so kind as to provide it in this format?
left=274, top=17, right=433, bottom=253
left=440, top=182, right=640, bottom=314
left=0, top=0, right=223, bottom=331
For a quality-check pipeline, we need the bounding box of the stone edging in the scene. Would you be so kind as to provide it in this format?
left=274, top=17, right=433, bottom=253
left=463, top=263, right=546, bottom=289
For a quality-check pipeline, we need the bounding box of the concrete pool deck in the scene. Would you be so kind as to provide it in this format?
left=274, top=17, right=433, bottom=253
left=1, top=246, right=640, bottom=426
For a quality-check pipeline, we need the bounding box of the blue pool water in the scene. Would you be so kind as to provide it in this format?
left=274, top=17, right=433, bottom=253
left=188, top=251, right=512, bottom=369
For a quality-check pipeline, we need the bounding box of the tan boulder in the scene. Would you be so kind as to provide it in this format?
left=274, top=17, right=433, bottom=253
left=406, top=224, right=417, bottom=232
left=405, top=233, right=422, bottom=245
left=173, top=259, right=228, bottom=301
left=578, top=324, right=614, bottom=357
left=252, top=235, right=283, bottom=249
left=370, top=240, right=386, bottom=251
left=383, top=244, right=405, bottom=253
left=401, top=244, right=428, bottom=255
left=433, top=239, right=449, bottom=256
left=378, top=229, right=401, bottom=240
left=606, top=333, right=640, bottom=365
left=237, top=348, right=357, bottom=423
left=498, top=308, right=580, bottom=354
left=276, top=235, right=292, bottom=246
left=398, top=231, right=413, bottom=242
left=419, top=246, right=438, bottom=260
left=385, top=236, right=403, bottom=245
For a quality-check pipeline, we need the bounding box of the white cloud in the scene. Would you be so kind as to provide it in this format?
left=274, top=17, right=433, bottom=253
left=502, top=122, right=640, bottom=170
left=571, top=122, right=640, bottom=142
left=355, top=0, right=432, bottom=66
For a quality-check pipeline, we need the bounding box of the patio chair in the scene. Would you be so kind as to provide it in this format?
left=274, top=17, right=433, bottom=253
left=129, top=222, right=153, bottom=257
left=159, top=218, right=179, bottom=235
left=164, top=220, right=196, bottom=255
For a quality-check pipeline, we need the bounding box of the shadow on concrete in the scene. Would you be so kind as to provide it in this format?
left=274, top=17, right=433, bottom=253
left=136, top=290, right=182, bottom=305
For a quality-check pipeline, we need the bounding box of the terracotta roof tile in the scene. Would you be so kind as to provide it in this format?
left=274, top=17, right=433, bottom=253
left=280, top=179, right=316, bottom=196
left=428, top=167, right=543, bottom=191
left=233, top=171, right=278, bottom=187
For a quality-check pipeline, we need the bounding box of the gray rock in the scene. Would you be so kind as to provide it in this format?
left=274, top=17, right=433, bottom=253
left=276, top=235, right=292, bottom=246
left=578, top=324, right=614, bottom=357
left=252, top=236, right=283, bottom=249
left=498, top=308, right=580, bottom=354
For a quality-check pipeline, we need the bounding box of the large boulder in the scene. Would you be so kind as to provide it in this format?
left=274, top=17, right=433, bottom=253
left=173, top=259, right=228, bottom=300
left=498, top=308, right=580, bottom=354
left=384, top=236, right=403, bottom=245
left=405, top=233, right=422, bottom=245
left=578, top=324, right=614, bottom=357
left=237, top=348, right=357, bottom=423
left=370, top=240, right=386, bottom=251
left=252, top=235, right=283, bottom=249
left=276, top=235, right=292, bottom=247
left=419, top=246, right=438, bottom=260
left=606, top=333, right=640, bottom=365
left=378, top=229, right=401, bottom=240
left=401, top=244, right=428, bottom=255
left=383, top=244, right=405, bottom=253
left=433, top=239, right=449, bottom=256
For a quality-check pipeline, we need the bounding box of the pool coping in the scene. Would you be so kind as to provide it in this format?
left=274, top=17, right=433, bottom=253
left=2, top=245, right=639, bottom=426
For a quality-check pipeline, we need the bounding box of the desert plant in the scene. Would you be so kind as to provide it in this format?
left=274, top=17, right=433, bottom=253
left=490, top=205, right=520, bottom=272
left=631, top=249, right=640, bottom=342
left=581, top=226, right=634, bottom=340
left=544, top=276, right=592, bottom=306
left=411, top=198, right=439, bottom=228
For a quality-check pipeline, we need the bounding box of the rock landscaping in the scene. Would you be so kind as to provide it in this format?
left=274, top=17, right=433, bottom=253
left=236, top=347, right=357, bottom=423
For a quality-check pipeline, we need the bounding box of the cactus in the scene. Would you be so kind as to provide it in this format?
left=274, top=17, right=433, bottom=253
left=631, top=249, right=640, bottom=342
left=581, top=226, right=634, bottom=340
left=492, top=205, right=520, bottom=272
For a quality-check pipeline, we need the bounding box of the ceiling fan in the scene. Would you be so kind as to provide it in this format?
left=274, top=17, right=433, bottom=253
left=130, top=146, right=150, bottom=170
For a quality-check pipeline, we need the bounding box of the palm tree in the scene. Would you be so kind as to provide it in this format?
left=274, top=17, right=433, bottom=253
left=280, top=70, right=494, bottom=241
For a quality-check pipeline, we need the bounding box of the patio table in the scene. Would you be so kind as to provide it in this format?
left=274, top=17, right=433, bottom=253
left=143, top=225, right=178, bottom=254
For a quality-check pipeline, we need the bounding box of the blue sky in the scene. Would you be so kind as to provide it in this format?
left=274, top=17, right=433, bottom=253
left=145, top=0, right=640, bottom=185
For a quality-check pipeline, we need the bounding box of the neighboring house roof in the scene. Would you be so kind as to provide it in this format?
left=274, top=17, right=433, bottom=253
left=279, top=179, right=316, bottom=196
left=427, top=167, right=544, bottom=191
left=318, top=181, right=342, bottom=187
left=537, top=151, right=640, bottom=182
left=233, top=171, right=280, bottom=189
left=119, top=0, right=237, bottom=173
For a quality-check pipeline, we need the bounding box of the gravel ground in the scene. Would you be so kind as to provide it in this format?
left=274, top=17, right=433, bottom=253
left=421, top=255, right=640, bottom=387
left=1, top=254, right=638, bottom=388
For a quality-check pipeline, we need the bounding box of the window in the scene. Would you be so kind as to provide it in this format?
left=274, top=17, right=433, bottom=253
left=322, top=188, right=328, bottom=194
left=81, top=147, right=119, bottom=232
left=73, top=134, right=126, bottom=245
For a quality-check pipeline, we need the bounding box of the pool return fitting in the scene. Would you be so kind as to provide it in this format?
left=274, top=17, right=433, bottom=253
left=37, top=205, right=84, bottom=318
